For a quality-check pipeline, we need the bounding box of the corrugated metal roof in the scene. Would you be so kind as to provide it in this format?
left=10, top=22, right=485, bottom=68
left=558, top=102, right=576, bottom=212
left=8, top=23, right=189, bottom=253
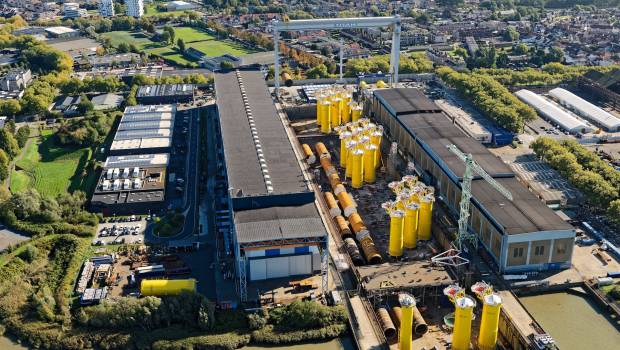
left=548, top=88, right=620, bottom=131
left=214, top=70, right=308, bottom=197
left=515, top=89, right=592, bottom=133
left=234, top=203, right=326, bottom=243
left=104, top=153, right=169, bottom=168
left=117, top=120, right=172, bottom=131
left=374, top=88, right=443, bottom=116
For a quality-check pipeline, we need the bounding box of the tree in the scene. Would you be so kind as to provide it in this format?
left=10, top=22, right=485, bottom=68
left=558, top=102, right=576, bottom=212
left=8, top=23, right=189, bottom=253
left=514, top=43, right=529, bottom=55
left=77, top=94, right=94, bottom=114
left=160, top=31, right=171, bottom=45
left=306, top=64, right=330, bottom=79
left=0, top=149, right=8, bottom=182
left=503, top=26, right=520, bottom=42
left=177, top=38, right=186, bottom=53
left=163, top=25, right=175, bottom=45
left=0, top=99, right=21, bottom=117
left=117, top=42, right=130, bottom=53
left=220, top=61, right=234, bottom=70
left=22, top=44, right=73, bottom=74
left=15, top=126, right=30, bottom=148
left=607, top=200, right=620, bottom=224
left=0, top=129, right=19, bottom=159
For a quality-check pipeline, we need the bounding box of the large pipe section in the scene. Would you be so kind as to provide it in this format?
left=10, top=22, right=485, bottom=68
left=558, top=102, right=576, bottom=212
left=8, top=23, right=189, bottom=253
left=377, top=307, right=397, bottom=340
left=418, top=194, right=434, bottom=240
left=403, top=203, right=419, bottom=249
left=363, top=144, right=377, bottom=183
left=334, top=215, right=352, bottom=239
left=343, top=237, right=364, bottom=266
left=319, top=100, right=331, bottom=133
left=358, top=232, right=382, bottom=264
left=348, top=213, right=368, bottom=237
left=412, top=305, right=428, bottom=335
left=301, top=144, right=316, bottom=164
left=324, top=192, right=341, bottom=218
left=337, top=190, right=357, bottom=217
left=398, top=294, right=415, bottom=350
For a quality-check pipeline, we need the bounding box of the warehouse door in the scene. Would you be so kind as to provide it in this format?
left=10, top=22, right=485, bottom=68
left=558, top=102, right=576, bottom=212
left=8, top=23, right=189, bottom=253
left=249, top=259, right=267, bottom=281
left=289, top=254, right=312, bottom=276
left=266, top=256, right=290, bottom=279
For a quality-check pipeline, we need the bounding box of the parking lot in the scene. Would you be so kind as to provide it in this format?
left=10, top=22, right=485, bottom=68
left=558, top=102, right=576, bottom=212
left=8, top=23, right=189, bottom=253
left=93, top=217, right=147, bottom=246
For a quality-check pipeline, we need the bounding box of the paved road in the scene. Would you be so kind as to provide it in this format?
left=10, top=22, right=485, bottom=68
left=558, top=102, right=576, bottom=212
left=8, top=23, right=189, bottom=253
left=145, top=106, right=201, bottom=245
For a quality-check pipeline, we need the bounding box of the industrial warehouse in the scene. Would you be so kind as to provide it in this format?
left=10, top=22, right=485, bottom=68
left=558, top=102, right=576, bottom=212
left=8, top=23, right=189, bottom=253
left=90, top=153, right=169, bottom=215
left=136, top=84, right=195, bottom=104
left=371, top=88, right=576, bottom=273
left=213, top=69, right=327, bottom=302
left=109, top=104, right=175, bottom=155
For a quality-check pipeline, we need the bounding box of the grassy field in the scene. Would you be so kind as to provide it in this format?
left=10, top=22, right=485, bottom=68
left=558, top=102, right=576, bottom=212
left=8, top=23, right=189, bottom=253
left=10, top=129, right=95, bottom=198
left=144, top=2, right=189, bottom=17
left=102, top=27, right=254, bottom=66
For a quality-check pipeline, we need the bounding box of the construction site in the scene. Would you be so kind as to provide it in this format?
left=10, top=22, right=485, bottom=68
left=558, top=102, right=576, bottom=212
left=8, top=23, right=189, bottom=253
left=273, top=76, right=620, bottom=350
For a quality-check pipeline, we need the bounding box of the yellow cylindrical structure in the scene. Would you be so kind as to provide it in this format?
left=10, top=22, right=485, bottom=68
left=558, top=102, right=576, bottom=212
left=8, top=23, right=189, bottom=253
left=478, top=294, right=502, bottom=350
left=418, top=195, right=434, bottom=240
left=359, top=81, right=368, bottom=89
left=339, top=134, right=350, bottom=168
left=324, top=192, right=341, bottom=218
left=333, top=183, right=346, bottom=196
left=342, top=95, right=352, bottom=123
left=140, top=279, right=196, bottom=296
left=330, top=98, right=341, bottom=128
left=452, top=296, right=476, bottom=350
left=388, top=210, right=404, bottom=257
left=334, top=215, right=352, bottom=239
left=351, top=106, right=362, bottom=122
left=403, top=203, right=420, bottom=249
left=351, top=149, right=364, bottom=189
left=399, top=294, right=415, bottom=350
left=363, top=145, right=377, bottom=184
left=316, top=96, right=322, bottom=126
left=345, top=141, right=357, bottom=179
left=319, top=100, right=331, bottom=133
left=337, top=190, right=357, bottom=217
left=371, top=131, right=382, bottom=168
left=376, top=80, right=387, bottom=88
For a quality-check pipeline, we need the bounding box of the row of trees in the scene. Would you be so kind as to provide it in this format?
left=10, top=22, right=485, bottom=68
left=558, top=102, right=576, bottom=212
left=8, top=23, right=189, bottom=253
left=530, top=137, right=620, bottom=222
left=0, top=122, right=29, bottom=182
left=474, top=63, right=620, bottom=86
left=344, top=53, right=434, bottom=77
left=126, top=73, right=212, bottom=106
left=437, top=66, right=537, bottom=132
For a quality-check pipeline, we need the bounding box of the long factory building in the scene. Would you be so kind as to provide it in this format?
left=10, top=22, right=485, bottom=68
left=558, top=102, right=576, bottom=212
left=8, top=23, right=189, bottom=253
left=109, top=105, right=175, bottom=155
left=214, top=69, right=326, bottom=300
left=371, top=88, right=575, bottom=273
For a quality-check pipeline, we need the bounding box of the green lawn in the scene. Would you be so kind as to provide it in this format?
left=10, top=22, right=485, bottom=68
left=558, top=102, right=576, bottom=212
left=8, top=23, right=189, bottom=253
left=10, top=129, right=94, bottom=198
left=144, top=2, right=189, bottom=17
left=102, top=27, right=254, bottom=67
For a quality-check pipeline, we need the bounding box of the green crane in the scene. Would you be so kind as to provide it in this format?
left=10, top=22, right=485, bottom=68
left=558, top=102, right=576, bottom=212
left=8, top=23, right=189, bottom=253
left=447, top=144, right=513, bottom=251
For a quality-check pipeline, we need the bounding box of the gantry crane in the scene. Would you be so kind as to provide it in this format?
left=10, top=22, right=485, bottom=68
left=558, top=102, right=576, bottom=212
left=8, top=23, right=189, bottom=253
left=447, top=144, right=513, bottom=251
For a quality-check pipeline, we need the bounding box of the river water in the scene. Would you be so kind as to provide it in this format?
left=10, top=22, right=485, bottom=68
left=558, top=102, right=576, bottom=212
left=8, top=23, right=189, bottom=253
left=0, top=335, right=355, bottom=350
left=520, top=291, right=620, bottom=350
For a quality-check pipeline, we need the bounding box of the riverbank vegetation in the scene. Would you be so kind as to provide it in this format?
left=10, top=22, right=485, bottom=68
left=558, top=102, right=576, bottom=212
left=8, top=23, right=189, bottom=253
left=0, top=235, right=348, bottom=350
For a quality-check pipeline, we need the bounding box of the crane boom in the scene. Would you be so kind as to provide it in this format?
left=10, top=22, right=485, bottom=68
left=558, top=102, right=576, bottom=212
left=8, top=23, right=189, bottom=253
left=447, top=145, right=513, bottom=250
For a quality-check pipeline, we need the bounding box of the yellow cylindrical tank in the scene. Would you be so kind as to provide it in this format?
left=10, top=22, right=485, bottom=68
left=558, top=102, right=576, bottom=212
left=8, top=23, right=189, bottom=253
left=388, top=210, right=404, bottom=257
left=339, top=132, right=351, bottom=168
left=351, top=149, right=364, bottom=189
left=316, top=96, right=322, bottom=126
left=319, top=100, right=331, bottom=134
left=345, top=141, right=357, bottom=179
left=399, top=294, right=415, bottom=350
left=478, top=294, right=502, bottom=350
left=359, top=81, right=368, bottom=89
left=324, top=192, right=341, bottom=218
left=140, top=279, right=196, bottom=296
left=342, top=95, right=352, bottom=123
left=351, top=106, right=362, bottom=122
left=371, top=131, right=382, bottom=168
left=363, top=145, right=377, bottom=184
left=452, top=296, right=476, bottom=350
left=418, top=195, right=434, bottom=240
left=403, top=203, right=420, bottom=249
left=376, top=80, right=387, bottom=88
left=337, top=190, right=357, bottom=217
left=330, top=98, right=341, bottom=128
